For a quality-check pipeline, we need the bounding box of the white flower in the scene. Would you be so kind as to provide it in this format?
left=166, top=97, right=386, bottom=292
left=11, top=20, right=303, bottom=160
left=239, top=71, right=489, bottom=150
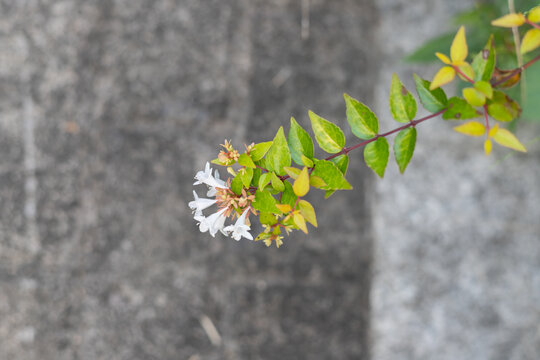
left=223, top=208, right=253, bottom=241
left=207, top=169, right=224, bottom=197
left=194, top=162, right=227, bottom=190
left=189, top=190, right=216, bottom=216
left=194, top=208, right=228, bottom=237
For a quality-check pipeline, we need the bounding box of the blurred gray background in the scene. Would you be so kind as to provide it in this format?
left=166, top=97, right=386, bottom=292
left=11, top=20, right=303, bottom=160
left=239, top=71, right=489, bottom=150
left=1, top=0, right=539, bottom=359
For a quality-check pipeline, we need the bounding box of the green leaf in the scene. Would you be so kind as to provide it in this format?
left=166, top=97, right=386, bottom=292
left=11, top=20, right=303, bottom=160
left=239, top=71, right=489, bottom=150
left=270, top=172, right=285, bottom=192
left=265, top=127, right=291, bottom=176
left=487, top=90, right=521, bottom=122
left=251, top=168, right=261, bottom=187
left=252, top=189, right=279, bottom=213
left=309, top=111, right=345, bottom=153
left=259, top=212, right=278, bottom=226
left=309, top=176, right=326, bottom=188
left=300, top=155, right=314, bottom=168
left=462, top=87, right=486, bottom=107
left=471, top=35, right=495, bottom=82
left=324, top=190, right=336, bottom=199
left=239, top=167, right=253, bottom=188
left=230, top=174, right=243, bottom=195
left=250, top=141, right=273, bottom=162
left=311, top=159, right=352, bottom=190
left=343, top=93, right=378, bottom=139
left=393, top=127, right=417, bottom=174
left=258, top=172, right=272, bottom=191
left=281, top=181, right=298, bottom=208
left=405, top=32, right=455, bottom=63
left=329, top=154, right=349, bottom=175
left=413, top=74, right=448, bottom=113
left=283, top=167, right=301, bottom=179
left=474, top=81, right=493, bottom=99
left=238, top=153, right=256, bottom=168
left=442, top=97, right=482, bottom=120
left=364, top=137, right=389, bottom=178
left=288, top=117, right=315, bottom=166
left=389, top=73, right=417, bottom=123
left=298, top=200, right=317, bottom=227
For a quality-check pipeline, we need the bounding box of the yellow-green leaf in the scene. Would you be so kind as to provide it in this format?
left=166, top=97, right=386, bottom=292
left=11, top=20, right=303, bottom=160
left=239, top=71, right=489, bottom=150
left=450, top=26, right=468, bottom=64
left=275, top=204, right=292, bottom=213
left=293, top=212, right=308, bottom=234
left=435, top=52, right=451, bottom=64
left=389, top=73, right=417, bottom=123
left=488, top=124, right=499, bottom=138
left=393, top=127, right=417, bottom=174
left=528, top=6, right=540, bottom=23
left=457, top=62, right=475, bottom=81
left=270, top=172, right=285, bottom=192
left=474, top=81, right=493, bottom=99
left=343, top=94, right=379, bottom=140
left=430, top=66, right=456, bottom=90
left=492, top=128, right=527, bottom=152
left=453, top=121, right=486, bottom=137
left=283, top=166, right=301, bottom=179
left=309, top=175, right=326, bottom=188
left=309, top=111, right=345, bottom=153
left=298, top=200, right=317, bottom=227
left=462, top=87, right=486, bottom=107
left=258, top=172, right=271, bottom=191
left=521, top=28, right=540, bottom=54
left=293, top=167, right=310, bottom=197
left=364, top=137, right=389, bottom=178
left=491, top=13, right=526, bottom=27
left=484, top=139, right=492, bottom=156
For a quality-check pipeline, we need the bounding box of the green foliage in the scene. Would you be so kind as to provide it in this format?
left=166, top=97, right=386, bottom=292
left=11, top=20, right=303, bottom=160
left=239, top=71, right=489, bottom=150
left=252, top=189, right=279, bottom=213
left=311, top=159, right=352, bottom=191
left=364, top=137, right=389, bottom=178
left=393, top=128, right=417, bottom=174
left=344, top=93, right=379, bottom=139
left=309, top=111, right=345, bottom=153
left=389, top=74, right=417, bottom=123
left=413, top=74, right=448, bottom=113
left=265, top=127, right=291, bottom=176
left=288, top=117, right=314, bottom=166
left=443, top=97, right=482, bottom=120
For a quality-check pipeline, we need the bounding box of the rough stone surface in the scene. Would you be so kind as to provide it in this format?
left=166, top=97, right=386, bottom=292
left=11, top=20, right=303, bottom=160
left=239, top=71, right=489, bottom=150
left=372, top=1, right=540, bottom=359
left=0, top=1, right=377, bottom=359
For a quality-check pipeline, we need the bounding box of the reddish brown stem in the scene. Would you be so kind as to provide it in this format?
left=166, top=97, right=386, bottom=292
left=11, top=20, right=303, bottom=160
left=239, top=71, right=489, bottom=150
left=492, top=52, right=540, bottom=87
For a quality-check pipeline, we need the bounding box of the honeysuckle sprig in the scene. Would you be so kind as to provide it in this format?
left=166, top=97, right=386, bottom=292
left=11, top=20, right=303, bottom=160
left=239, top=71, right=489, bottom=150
left=191, top=7, right=540, bottom=248
left=491, top=6, right=540, bottom=54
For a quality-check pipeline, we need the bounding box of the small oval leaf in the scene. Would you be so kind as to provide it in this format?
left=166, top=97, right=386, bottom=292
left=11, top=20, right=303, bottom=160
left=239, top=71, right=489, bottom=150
left=393, top=127, right=417, bottom=174
left=309, top=111, right=345, bottom=153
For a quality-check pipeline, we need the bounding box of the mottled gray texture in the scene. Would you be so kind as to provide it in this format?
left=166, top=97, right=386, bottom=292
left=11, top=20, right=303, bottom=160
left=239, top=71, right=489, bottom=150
left=0, top=1, right=377, bottom=359
left=372, top=1, right=540, bottom=359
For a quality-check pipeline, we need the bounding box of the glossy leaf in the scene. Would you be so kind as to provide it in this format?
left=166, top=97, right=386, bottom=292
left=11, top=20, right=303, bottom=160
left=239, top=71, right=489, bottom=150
left=413, top=74, right=448, bottom=113
left=250, top=141, right=272, bottom=161
left=463, top=87, right=486, bottom=107
left=474, top=81, right=493, bottom=99
left=329, top=154, right=349, bottom=175
left=252, top=189, right=279, bottom=213
left=311, top=159, right=353, bottom=190
left=298, top=200, right=317, bottom=227
left=492, top=128, right=527, bottom=152
left=288, top=117, right=315, bottom=165
left=293, top=167, right=310, bottom=197
left=281, top=182, right=298, bottom=208
left=270, top=172, right=285, bottom=192
left=529, top=6, right=540, bottom=23
left=258, top=172, right=272, bottom=191
left=343, top=93, right=379, bottom=139
left=453, top=121, right=486, bottom=137
left=364, top=137, right=389, bottom=178
left=450, top=26, right=468, bottom=64
left=487, top=91, right=521, bottom=122
left=309, top=176, right=326, bottom=188
left=393, top=127, right=416, bottom=174
left=389, top=73, right=417, bottom=123
left=293, top=212, right=308, bottom=234
left=283, top=166, right=301, bottom=179
left=471, top=35, right=495, bottom=82
left=430, top=66, right=456, bottom=90
left=265, top=127, right=291, bottom=176
left=230, top=174, right=243, bottom=195
left=239, top=167, right=254, bottom=188
left=301, top=155, right=314, bottom=168
left=238, top=153, right=256, bottom=168
left=491, top=13, right=526, bottom=27
left=275, top=204, right=292, bottom=213
left=442, top=97, right=482, bottom=120
left=259, top=212, right=278, bottom=226
left=309, top=111, right=345, bottom=153
left=521, top=28, right=540, bottom=54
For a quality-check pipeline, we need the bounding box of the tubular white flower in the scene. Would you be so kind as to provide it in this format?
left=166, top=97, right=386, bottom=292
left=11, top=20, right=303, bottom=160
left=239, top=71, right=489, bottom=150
left=207, top=169, right=226, bottom=196
left=189, top=190, right=216, bottom=216
left=194, top=208, right=228, bottom=237
left=194, top=162, right=227, bottom=190
left=223, top=208, right=253, bottom=241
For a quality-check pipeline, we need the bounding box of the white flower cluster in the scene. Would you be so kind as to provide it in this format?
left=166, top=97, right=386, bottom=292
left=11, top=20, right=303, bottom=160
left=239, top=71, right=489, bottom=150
left=189, top=162, right=253, bottom=241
